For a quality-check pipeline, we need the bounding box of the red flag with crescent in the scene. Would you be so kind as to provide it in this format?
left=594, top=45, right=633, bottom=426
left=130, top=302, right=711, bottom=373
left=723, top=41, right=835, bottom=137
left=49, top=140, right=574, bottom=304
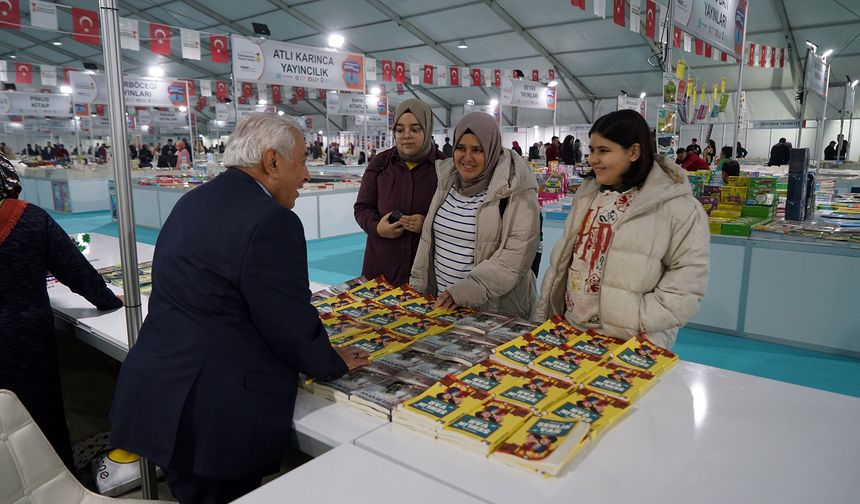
left=241, top=82, right=254, bottom=98
left=394, top=61, right=406, bottom=83
left=72, top=8, right=100, bottom=45
left=471, top=68, right=481, bottom=86
left=449, top=67, right=459, bottom=86
left=494, top=69, right=502, bottom=87
left=645, top=0, right=656, bottom=40
left=210, top=35, right=229, bottom=64
left=15, top=63, right=32, bottom=85
left=149, top=23, right=171, bottom=55
left=423, top=64, right=434, bottom=85
left=381, top=60, right=393, bottom=81
left=215, top=80, right=228, bottom=100
left=613, top=0, right=625, bottom=27
left=296, top=87, right=305, bottom=100
left=271, top=85, right=282, bottom=104
left=0, top=0, right=21, bottom=30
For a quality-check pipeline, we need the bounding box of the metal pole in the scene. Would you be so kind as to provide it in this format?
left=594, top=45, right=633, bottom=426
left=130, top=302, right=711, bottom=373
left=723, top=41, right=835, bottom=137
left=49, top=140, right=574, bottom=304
left=814, top=83, right=829, bottom=162
left=325, top=101, right=331, bottom=164
left=97, top=0, right=157, bottom=499
left=796, top=49, right=810, bottom=147
left=837, top=81, right=848, bottom=160
left=848, top=112, right=854, bottom=161
left=72, top=96, right=82, bottom=160
left=730, top=2, right=749, bottom=160
left=184, top=80, right=193, bottom=169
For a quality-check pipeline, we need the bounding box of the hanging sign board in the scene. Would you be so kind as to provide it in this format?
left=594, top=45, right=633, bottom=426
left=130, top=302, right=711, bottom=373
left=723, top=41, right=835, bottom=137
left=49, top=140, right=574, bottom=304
left=138, top=110, right=187, bottom=128
left=69, top=72, right=189, bottom=107
left=326, top=93, right=386, bottom=116
left=674, top=0, right=746, bottom=59
left=748, top=120, right=802, bottom=129
left=80, top=116, right=111, bottom=132
left=231, top=35, right=365, bottom=92
left=0, top=91, right=71, bottom=117
left=616, top=95, right=648, bottom=118
left=49, top=119, right=78, bottom=132
left=803, top=54, right=829, bottom=98
left=355, top=114, right=388, bottom=128
left=215, top=103, right=235, bottom=122
left=500, top=79, right=555, bottom=110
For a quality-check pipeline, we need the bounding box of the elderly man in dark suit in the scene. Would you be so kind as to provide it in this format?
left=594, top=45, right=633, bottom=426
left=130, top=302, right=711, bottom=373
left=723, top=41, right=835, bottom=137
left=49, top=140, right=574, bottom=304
left=109, top=113, right=368, bottom=503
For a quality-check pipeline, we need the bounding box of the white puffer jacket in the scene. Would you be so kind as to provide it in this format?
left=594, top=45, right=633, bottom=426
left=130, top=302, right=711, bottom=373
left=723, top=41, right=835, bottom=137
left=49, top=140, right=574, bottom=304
left=535, top=156, right=710, bottom=349
left=410, top=148, right=540, bottom=319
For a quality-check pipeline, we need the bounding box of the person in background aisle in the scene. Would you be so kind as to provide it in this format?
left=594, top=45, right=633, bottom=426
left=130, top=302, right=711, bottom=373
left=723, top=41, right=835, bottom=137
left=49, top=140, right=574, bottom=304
left=110, top=114, right=368, bottom=504
left=410, top=112, right=540, bottom=320
left=702, top=139, right=717, bottom=165
left=0, top=153, right=122, bottom=471
left=96, top=144, right=108, bottom=162
left=686, top=138, right=702, bottom=156
left=721, top=159, right=741, bottom=184
left=129, top=143, right=138, bottom=160
left=824, top=141, right=838, bottom=160
left=442, top=137, right=453, bottom=158
left=837, top=134, right=848, bottom=160
left=42, top=142, right=55, bottom=160
left=714, top=146, right=734, bottom=173
left=182, top=138, right=193, bottom=163
left=560, top=135, right=576, bottom=165
left=218, top=142, right=225, bottom=154
left=546, top=136, right=561, bottom=162
left=767, top=137, right=792, bottom=166
left=174, top=139, right=191, bottom=168
left=311, top=140, right=322, bottom=159
left=573, top=138, right=583, bottom=164
left=27, top=143, right=37, bottom=156
left=736, top=141, right=748, bottom=159
left=354, top=99, right=442, bottom=286
left=528, top=142, right=540, bottom=161
left=511, top=140, right=523, bottom=156
left=675, top=147, right=709, bottom=171
left=538, top=141, right=547, bottom=164
left=536, top=110, right=709, bottom=350
left=358, top=151, right=366, bottom=164
left=161, top=138, right=175, bottom=158
left=138, top=144, right=153, bottom=168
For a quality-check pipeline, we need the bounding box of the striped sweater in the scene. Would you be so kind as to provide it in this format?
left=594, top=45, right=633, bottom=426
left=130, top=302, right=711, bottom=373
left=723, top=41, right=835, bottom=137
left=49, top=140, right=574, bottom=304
left=432, top=187, right=487, bottom=294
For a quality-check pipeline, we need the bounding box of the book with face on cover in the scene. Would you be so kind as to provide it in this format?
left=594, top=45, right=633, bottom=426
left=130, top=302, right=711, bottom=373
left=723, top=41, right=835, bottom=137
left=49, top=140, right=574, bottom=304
left=438, top=400, right=533, bottom=455
left=311, top=364, right=395, bottom=402
left=605, top=337, right=679, bottom=376
left=319, top=312, right=373, bottom=343
left=493, top=371, right=574, bottom=413
left=350, top=377, right=429, bottom=419
left=493, top=413, right=591, bottom=476
left=333, top=299, right=388, bottom=320
left=348, top=276, right=395, bottom=300
left=427, top=305, right=478, bottom=325
left=374, top=346, right=437, bottom=372
left=336, top=327, right=415, bottom=360
left=310, top=288, right=337, bottom=306
left=409, top=329, right=472, bottom=353
left=566, top=332, right=626, bottom=360
left=435, top=338, right=497, bottom=366
left=581, top=362, right=657, bottom=402
left=454, top=311, right=513, bottom=333
left=327, top=276, right=368, bottom=295
left=357, top=307, right=411, bottom=327
left=386, top=314, right=452, bottom=339
left=392, top=376, right=490, bottom=435
left=410, top=356, right=469, bottom=381
left=529, top=345, right=603, bottom=384
left=374, top=286, right=422, bottom=308
left=547, top=387, right=632, bottom=438
left=490, top=335, right=555, bottom=371
left=527, top=316, right=586, bottom=348
left=398, top=295, right=439, bottom=316
left=455, top=360, right=523, bottom=395
left=314, top=293, right=358, bottom=314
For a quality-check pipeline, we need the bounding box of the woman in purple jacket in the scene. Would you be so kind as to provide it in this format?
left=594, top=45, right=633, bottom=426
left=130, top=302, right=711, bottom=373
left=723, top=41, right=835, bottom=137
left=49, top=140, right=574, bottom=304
left=354, top=99, right=442, bottom=286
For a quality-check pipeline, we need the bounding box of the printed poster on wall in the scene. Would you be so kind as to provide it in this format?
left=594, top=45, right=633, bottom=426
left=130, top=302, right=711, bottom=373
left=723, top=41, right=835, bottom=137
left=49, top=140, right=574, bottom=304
left=673, top=0, right=746, bottom=59
left=616, top=95, right=648, bottom=118
left=500, top=79, right=555, bottom=110
left=0, top=91, right=71, bottom=116
left=69, top=71, right=188, bottom=107
left=230, top=35, right=364, bottom=92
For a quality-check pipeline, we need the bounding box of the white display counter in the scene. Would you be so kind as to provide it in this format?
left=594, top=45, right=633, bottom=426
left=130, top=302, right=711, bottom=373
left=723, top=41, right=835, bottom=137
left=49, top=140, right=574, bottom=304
left=19, top=167, right=112, bottom=213
left=356, top=361, right=860, bottom=504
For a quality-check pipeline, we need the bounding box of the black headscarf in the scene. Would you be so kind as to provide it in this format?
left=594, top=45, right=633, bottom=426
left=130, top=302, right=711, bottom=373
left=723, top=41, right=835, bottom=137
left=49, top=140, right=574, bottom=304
left=0, top=153, right=21, bottom=200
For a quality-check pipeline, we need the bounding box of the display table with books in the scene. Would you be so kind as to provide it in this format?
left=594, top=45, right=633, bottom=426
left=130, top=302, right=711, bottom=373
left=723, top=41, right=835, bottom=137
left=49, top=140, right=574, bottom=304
left=355, top=361, right=860, bottom=504
left=233, top=444, right=482, bottom=504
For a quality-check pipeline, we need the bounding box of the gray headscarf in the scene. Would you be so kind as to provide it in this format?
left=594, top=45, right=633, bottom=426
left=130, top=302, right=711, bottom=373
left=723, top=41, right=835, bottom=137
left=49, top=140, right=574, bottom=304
left=0, top=153, right=22, bottom=200
left=393, top=99, right=434, bottom=163
left=453, top=112, right=503, bottom=197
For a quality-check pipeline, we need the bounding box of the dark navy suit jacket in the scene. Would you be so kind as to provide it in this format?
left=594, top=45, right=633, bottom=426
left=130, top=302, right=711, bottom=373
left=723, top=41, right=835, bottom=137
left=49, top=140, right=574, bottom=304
left=109, top=167, right=347, bottom=479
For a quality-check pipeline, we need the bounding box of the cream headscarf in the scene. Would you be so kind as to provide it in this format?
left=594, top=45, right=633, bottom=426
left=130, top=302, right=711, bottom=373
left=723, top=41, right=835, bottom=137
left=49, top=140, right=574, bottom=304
left=452, top=112, right=503, bottom=197
left=393, top=99, right=434, bottom=163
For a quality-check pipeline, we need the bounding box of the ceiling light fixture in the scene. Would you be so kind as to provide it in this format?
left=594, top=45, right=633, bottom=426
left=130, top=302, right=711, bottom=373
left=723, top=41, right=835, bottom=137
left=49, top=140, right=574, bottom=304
left=258, top=98, right=268, bottom=105
left=640, top=91, right=647, bottom=99
left=489, top=98, right=498, bottom=108
left=148, top=66, right=165, bottom=78
left=59, top=85, right=73, bottom=95
left=853, top=79, right=859, bottom=88
left=821, top=49, right=833, bottom=60
left=547, top=80, right=558, bottom=87
left=53, top=41, right=62, bottom=46
left=277, top=110, right=285, bottom=116
left=370, top=86, right=380, bottom=96
left=466, top=99, right=475, bottom=105
left=179, top=106, right=188, bottom=112
left=457, top=40, right=468, bottom=49
left=328, top=34, right=345, bottom=49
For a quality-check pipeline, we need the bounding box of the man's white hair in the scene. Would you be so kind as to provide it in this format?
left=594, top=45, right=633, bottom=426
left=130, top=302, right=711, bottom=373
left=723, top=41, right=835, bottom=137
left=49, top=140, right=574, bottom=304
left=222, top=113, right=303, bottom=167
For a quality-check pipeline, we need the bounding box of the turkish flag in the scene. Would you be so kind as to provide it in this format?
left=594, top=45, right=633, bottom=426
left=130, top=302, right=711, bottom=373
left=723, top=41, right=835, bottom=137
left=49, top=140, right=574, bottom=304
left=381, top=60, right=393, bottom=81
left=771, top=47, right=777, bottom=68
left=449, top=66, right=459, bottom=86
left=705, top=44, right=712, bottom=58
left=548, top=68, right=555, bottom=81
left=296, top=87, right=305, bottom=100
left=645, top=0, right=656, bottom=40
left=694, top=38, right=703, bottom=56
left=397, top=83, right=404, bottom=95
left=779, top=48, right=785, bottom=68
left=423, top=64, right=434, bottom=85
left=195, top=96, right=207, bottom=112
left=318, top=89, right=326, bottom=100
left=570, top=0, right=585, bottom=10
left=613, top=0, right=625, bottom=27
left=271, top=85, right=282, bottom=104
left=531, top=69, right=539, bottom=81
left=15, top=63, right=32, bottom=85
left=290, top=92, right=297, bottom=105
left=95, top=104, right=106, bottom=116
left=210, top=35, right=229, bottom=64
left=748, top=44, right=755, bottom=66
left=63, top=68, right=74, bottom=85
left=238, top=96, right=248, bottom=105
left=241, top=82, right=255, bottom=98
left=182, top=79, right=196, bottom=96
left=394, top=61, right=406, bottom=83
left=471, top=68, right=481, bottom=86
left=149, top=23, right=171, bottom=56
left=0, top=0, right=20, bottom=30
left=760, top=45, right=767, bottom=67
left=215, top=80, right=228, bottom=100
left=721, top=52, right=728, bottom=62
left=72, top=8, right=100, bottom=45
left=673, top=28, right=681, bottom=49
left=494, top=69, right=502, bottom=87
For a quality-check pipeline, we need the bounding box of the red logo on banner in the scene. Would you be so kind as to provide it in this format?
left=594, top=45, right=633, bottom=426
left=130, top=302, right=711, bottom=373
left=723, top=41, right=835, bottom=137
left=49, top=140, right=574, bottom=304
left=271, top=85, right=282, bottom=104
left=449, top=67, right=459, bottom=86
left=215, top=80, right=228, bottom=100
left=397, top=83, right=404, bottom=95
left=318, top=89, right=326, bottom=100
left=296, top=87, right=305, bottom=100
left=494, top=69, right=502, bottom=87
left=613, top=0, right=625, bottom=27
left=394, top=61, right=406, bottom=83
left=210, top=35, right=229, bottom=64
left=14, top=63, right=32, bottom=85
left=673, top=28, right=681, bottom=49
left=149, top=23, right=171, bottom=55
left=0, top=0, right=21, bottom=30
left=570, top=0, right=585, bottom=10
left=531, top=69, right=539, bottom=81
left=381, top=60, right=393, bottom=81
left=423, top=64, right=434, bottom=85
left=72, top=8, right=100, bottom=45
left=645, top=0, right=656, bottom=40
left=95, top=104, right=106, bottom=116
left=471, top=68, right=481, bottom=86
left=241, top=82, right=254, bottom=98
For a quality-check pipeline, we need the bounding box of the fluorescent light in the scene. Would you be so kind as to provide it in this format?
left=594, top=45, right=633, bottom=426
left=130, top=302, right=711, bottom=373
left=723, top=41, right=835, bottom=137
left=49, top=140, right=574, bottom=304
left=466, top=99, right=475, bottom=105
left=640, top=91, right=647, bottom=99
left=370, top=86, right=380, bottom=96
left=258, top=98, right=268, bottom=105
left=533, top=125, right=539, bottom=129
left=317, top=130, right=324, bottom=135
left=489, top=98, right=498, bottom=107
left=457, top=40, right=468, bottom=49
left=853, top=79, right=859, bottom=88
left=277, top=110, right=285, bottom=116
left=53, top=41, right=62, bottom=46
left=9, top=55, right=15, bottom=59
left=328, top=34, right=345, bottom=49
left=59, top=85, right=73, bottom=95
left=179, top=106, right=188, bottom=112
left=330, top=90, right=337, bottom=94
left=821, top=49, right=833, bottom=60
left=547, top=80, right=558, bottom=87
left=148, top=66, right=165, bottom=78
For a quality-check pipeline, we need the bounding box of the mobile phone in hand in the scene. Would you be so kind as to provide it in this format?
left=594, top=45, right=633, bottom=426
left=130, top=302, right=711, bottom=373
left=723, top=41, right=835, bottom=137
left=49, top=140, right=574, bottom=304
left=388, top=209, right=403, bottom=224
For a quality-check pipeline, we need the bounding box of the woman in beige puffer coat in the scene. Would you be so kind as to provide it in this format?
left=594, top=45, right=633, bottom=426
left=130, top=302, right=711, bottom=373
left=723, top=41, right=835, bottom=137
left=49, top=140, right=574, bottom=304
left=536, top=110, right=710, bottom=349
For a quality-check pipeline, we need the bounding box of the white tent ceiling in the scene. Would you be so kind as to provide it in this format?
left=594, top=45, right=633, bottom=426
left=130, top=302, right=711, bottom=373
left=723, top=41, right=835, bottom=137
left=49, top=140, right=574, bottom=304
left=1, top=0, right=859, bottom=129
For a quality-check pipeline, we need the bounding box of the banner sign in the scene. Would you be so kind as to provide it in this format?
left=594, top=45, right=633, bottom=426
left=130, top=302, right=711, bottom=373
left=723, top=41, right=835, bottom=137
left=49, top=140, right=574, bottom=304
left=0, top=91, right=71, bottom=116
left=80, top=116, right=111, bottom=132
left=325, top=93, right=386, bottom=116
left=69, top=72, right=188, bottom=107
left=48, top=119, right=78, bottom=132
left=500, top=79, right=555, bottom=110
left=215, top=103, right=235, bottom=122
left=230, top=35, right=365, bottom=92
left=748, top=120, right=802, bottom=129
left=138, top=110, right=187, bottom=128
left=616, top=95, right=648, bottom=118
left=674, top=0, right=746, bottom=59
left=355, top=114, right=388, bottom=128
left=803, top=53, right=829, bottom=98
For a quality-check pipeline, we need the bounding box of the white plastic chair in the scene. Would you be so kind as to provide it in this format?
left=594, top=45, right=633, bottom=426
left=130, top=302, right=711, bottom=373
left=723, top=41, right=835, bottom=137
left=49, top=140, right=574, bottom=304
left=0, top=389, right=170, bottom=504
